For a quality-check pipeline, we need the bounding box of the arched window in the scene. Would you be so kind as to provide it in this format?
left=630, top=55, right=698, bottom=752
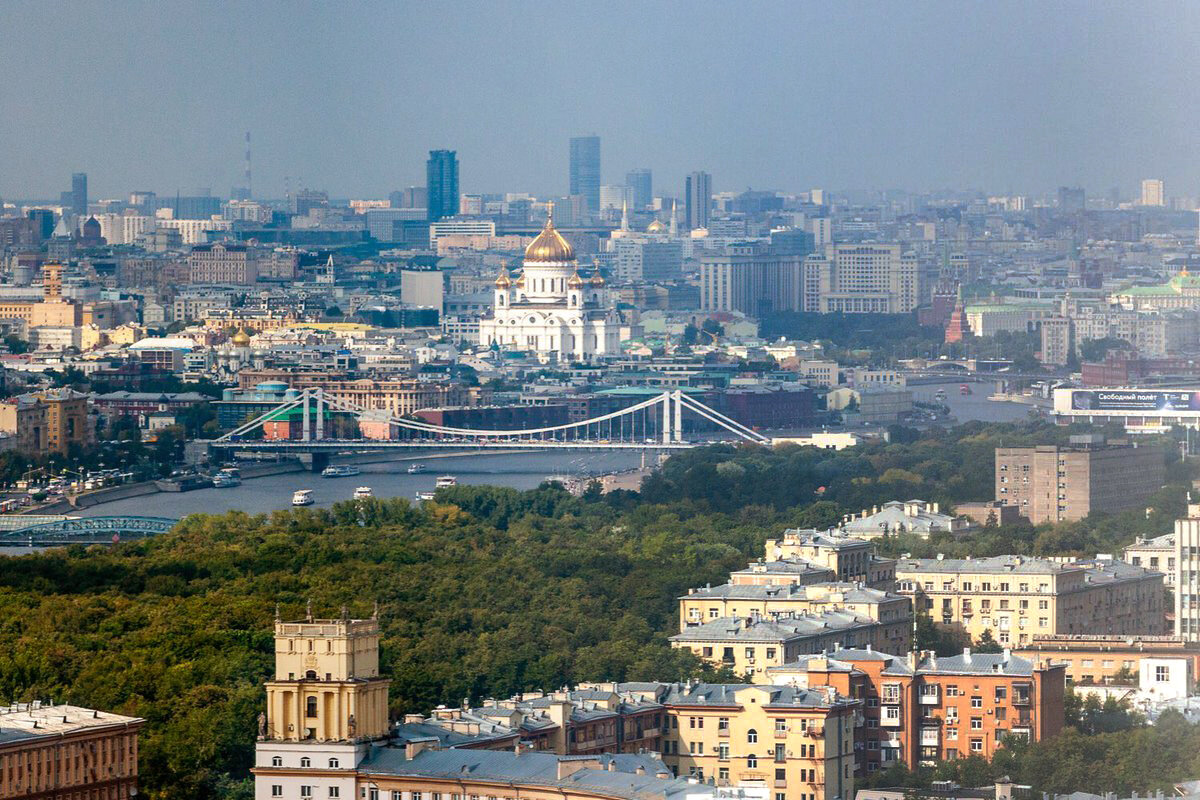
left=306, top=697, right=318, bottom=718
left=305, top=670, right=317, bottom=680
left=747, top=729, right=758, bottom=743
left=329, top=758, right=340, bottom=769
left=747, top=754, right=757, bottom=769
left=300, top=757, right=311, bottom=768
left=271, top=756, right=282, bottom=767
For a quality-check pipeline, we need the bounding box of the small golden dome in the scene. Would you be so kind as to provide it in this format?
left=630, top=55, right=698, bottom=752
left=495, top=269, right=511, bottom=288
left=568, top=271, right=584, bottom=289
left=590, top=271, right=606, bottom=286
left=646, top=219, right=667, bottom=234
left=231, top=328, right=252, bottom=347
left=514, top=272, right=526, bottom=288
left=524, top=209, right=575, bottom=263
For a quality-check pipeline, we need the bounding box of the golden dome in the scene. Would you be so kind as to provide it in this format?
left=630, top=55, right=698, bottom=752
left=568, top=271, right=584, bottom=289
left=514, top=272, right=526, bottom=288
left=231, top=327, right=252, bottom=347
left=590, top=271, right=606, bottom=286
left=494, top=268, right=511, bottom=288
left=646, top=219, right=667, bottom=234
left=524, top=209, right=575, bottom=263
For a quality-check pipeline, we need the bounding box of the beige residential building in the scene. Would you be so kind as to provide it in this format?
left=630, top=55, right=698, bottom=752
left=1174, top=500, right=1200, bottom=641
left=0, top=388, right=93, bottom=455
left=895, top=555, right=1167, bottom=646
left=995, top=439, right=1165, bottom=523
left=679, top=583, right=911, bottom=652
left=1123, top=533, right=1176, bottom=588
left=670, top=610, right=905, bottom=679
left=762, top=529, right=896, bottom=588
left=802, top=244, right=923, bottom=314
left=187, top=242, right=258, bottom=284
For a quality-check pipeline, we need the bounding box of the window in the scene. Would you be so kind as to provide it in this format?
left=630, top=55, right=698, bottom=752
left=994, top=686, right=1007, bottom=702
left=330, top=790, right=339, bottom=799
left=271, top=787, right=282, bottom=798
left=271, top=756, right=282, bottom=767
left=720, top=768, right=730, bottom=781
left=301, top=788, right=313, bottom=799
left=970, top=696, right=982, bottom=709
left=945, top=685, right=959, bottom=697
left=306, top=697, right=318, bottom=718
left=718, top=717, right=730, bottom=731
left=329, top=758, right=340, bottom=769
left=775, top=744, right=786, bottom=762
left=970, top=738, right=984, bottom=752
left=702, top=647, right=713, bottom=658
left=775, top=718, right=788, bottom=734
left=971, top=717, right=983, bottom=730
left=946, top=726, right=958, bottom=740
left=718, top=743, right=729, bottom=760
left=748, top=729, right=758, bottom=743
left=747, top=754, right=758, bottom=769
left=776, top=768, right=787, bottom=781
left=766, top=647, right=777, bottom=660
left=300, top=758, right=311, bottom=768
left=1157, top=665, right=1170, bottom=682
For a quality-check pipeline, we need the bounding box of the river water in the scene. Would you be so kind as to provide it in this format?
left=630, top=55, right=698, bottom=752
left=54, top=380, right=1033, bottom=522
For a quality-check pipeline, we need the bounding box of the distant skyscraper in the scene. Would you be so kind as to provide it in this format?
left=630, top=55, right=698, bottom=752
left=569, top=136, right=601, bottom=215
left=685, top=171, right=712, bottom=230
left=626, top=168, right=652, bottom=209
left=70, top=173, right=87, bottom=216
left=1141, top=178, right=1165, bottom=207
left=1056, top=186, right=1085, bottom=213
left=427, top=150, right=459, bottom=222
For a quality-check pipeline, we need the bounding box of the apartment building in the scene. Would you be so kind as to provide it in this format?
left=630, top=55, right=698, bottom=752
left=0, top=388, right=93, bottom=455
left=1015, top=635, right=1200, bottom=687
left=1123, top=533, right=1176, bottom=588
left=670, top=610, right=904, bottom=678
left=0, top=702, right=144, bottom=798
left=767, top=647, right=1065, bottom=773
left=802, top=244, right=924, bottom=314
left=763, top=529, right=897, bottom=588
left=187, top=242, right=258, bottom=284
left=995, top=439, right=1165, bottom=524
left=839, top=500, right=973, bottom=540
left=895, top=555, right=1167, bottom=646
left=394, top=681, right=858, bottom=800
left=699, top=246, right=807, bottom=315
left=679, top=583, right=911, bottom=653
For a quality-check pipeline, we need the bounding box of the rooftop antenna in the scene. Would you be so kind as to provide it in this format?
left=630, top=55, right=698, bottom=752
left=244, top=131, right=252, bottom=199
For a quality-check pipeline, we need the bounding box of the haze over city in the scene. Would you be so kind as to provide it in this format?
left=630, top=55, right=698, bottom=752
left=4, top=0, right=1200, bottom=199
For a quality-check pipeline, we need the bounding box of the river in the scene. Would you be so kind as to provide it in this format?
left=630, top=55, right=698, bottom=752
left=46, top=381, right=1035, bottom=522
left=74, top=450, right=648, bottom=519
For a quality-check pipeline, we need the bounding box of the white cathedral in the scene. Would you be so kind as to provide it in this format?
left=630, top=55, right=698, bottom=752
left=478, top=209, right=621, bottom=362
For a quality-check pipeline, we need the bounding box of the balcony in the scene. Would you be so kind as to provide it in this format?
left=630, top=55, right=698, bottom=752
left=920, top=728, right=940, bottom=746
left=774, top=779, right=787, bottom=789
left=919, top=690, right=939, bottom=706
left=804, top=727, right=825, bottom=737
left=775, top=728, right=789, bottom=739
left=881, top=714, right=902, bottom=729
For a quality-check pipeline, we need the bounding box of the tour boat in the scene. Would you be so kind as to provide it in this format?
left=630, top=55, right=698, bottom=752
left=415, top=491, right=436, bottom=502
left=292, top=490, right=314, bottom=506
left=212, top=471, right=241, bottom=488
left=435, top=475, right=458, bottom=489
left=406, top=464, right=426, bottom=474
left=353, top=486, right=374, bottom=500
left=321, top=464, right=361, bottom=478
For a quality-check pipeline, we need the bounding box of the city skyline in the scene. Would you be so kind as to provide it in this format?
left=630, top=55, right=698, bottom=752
left=3, top=2, right=1200, bottom=200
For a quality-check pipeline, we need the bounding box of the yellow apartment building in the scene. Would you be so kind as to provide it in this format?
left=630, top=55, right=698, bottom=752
left=895, top=555, right=1166, bottom=646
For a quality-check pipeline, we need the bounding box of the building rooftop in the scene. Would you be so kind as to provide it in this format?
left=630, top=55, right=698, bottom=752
left=358, top=748, right=710, bottom=800
left=0, top=702, right=143, bottom=745
left=681, top=581, right=901, bottom=604
left=669, top=610, right=877, bottom=644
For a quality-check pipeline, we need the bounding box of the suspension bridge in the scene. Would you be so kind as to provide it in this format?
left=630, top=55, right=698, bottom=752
left=211, top=389, right=771, bottom=461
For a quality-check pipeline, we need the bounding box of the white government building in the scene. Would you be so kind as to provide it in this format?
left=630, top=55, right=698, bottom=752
left=478, top=209, right=620, bottom=362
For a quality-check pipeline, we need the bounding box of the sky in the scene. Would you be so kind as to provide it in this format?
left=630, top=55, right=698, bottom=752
left=2, top=1, right=1199, bottom=203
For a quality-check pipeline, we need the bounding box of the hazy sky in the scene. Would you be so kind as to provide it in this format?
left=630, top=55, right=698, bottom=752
left=3, top=1, right=1199, bottom=202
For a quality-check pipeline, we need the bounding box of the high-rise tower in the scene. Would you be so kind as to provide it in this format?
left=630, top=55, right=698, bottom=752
left=685, top=171, right=711, bottom=230
left=625, top=168, right=652, bottom=209
left=426, top=150, right=459, bottom=222
left=569, top=136, right=601, bottom=216
left=70, top=173, right=88, bottom=217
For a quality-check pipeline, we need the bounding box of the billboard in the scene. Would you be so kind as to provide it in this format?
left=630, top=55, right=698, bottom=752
left=1068, top=389, right=1200, bottom=413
